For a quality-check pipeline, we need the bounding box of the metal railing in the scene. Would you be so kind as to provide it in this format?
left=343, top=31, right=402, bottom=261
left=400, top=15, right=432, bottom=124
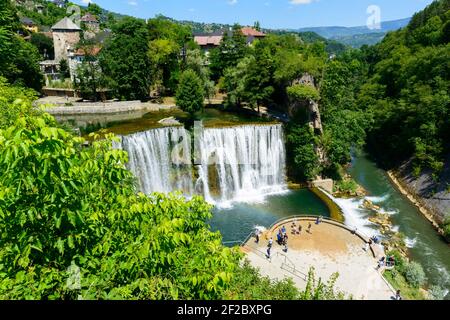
left=276, top=251, right=308, bottom=281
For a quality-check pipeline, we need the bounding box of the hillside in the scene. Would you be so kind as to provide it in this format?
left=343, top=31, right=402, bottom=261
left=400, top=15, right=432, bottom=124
left=294, top=18, right=411, bottom=47
left=360, top=0, right=450, bottom=228
left=332, top=33, right=386, bottom=48
left=296, top=18, right=411, bottom=38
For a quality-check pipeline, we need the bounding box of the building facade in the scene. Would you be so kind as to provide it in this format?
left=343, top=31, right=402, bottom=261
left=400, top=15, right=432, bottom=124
left=51, top=17, right=82, bottom=62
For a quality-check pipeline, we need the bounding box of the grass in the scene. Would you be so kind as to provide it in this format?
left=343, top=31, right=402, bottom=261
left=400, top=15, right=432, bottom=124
left=383, top=270, right=426, bottom=300
left=334, top=178, right=359, bottom=195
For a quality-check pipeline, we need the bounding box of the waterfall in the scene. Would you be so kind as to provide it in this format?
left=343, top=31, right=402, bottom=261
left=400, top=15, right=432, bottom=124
left=115, top=124, right=287, bottom=205
left=115, top=126, right=193, bottom=195
left=196, top=125, right=287, bottom=206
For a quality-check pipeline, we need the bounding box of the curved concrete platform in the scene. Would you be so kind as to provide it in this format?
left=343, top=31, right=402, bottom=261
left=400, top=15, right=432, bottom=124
left=242, top=217, right=396, bottom=300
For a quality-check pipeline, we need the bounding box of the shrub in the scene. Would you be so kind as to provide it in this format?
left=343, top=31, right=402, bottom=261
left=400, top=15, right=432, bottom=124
left=428, top=285, right=446, bottom=300
left=387, top=250, right=407, bottom=274
left=287, top=84, right=320, bottom=102
left=175, top=69, right=204, bottom=115
left=443, top=216, right=450, bottom=239
left=404, top=262, right=427, bottom=288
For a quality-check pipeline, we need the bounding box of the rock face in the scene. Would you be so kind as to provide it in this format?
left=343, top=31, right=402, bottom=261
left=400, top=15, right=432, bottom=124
left=395, top=156, right=450, bottom=225
left=288, top=73, right=327, bottom=172
left=289, top=73, right=323, bottom=134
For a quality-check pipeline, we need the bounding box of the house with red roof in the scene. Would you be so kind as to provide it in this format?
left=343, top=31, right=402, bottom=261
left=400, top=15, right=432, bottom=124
left=194, top=27, right=266, bottom=52
left=81, top=13, right=100, bottom=33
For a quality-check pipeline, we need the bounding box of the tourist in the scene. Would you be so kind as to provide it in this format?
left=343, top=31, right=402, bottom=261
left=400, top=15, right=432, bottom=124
left=267, top=238, right=273, bottom=259
left=387, top=256, right=395, bottom=268
left=365, top=242, right=370, bottom=252
left=377, top=256, right=386, bottom=270
left=298, top=225, right=302, bottom=234
left=282, top=234, right=289, bottom=252
left=315, top=216, right=323, bottom=225
left=395, top=290, right=402, bottom=300
left=277, top=231, right=283, bottom=245
left=281, top=225, right=287, bottom=235
left=307, top=222, right=312, bottom=234
left=255, top=231, right=260, bottom=244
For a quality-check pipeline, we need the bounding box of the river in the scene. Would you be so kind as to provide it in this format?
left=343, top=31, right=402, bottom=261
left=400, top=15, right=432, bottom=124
left=348, top=151, right=450, bottom=297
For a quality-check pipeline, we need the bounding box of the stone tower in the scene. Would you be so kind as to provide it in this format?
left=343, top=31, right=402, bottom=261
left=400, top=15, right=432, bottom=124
left=51, top=17, right=81, bottom=62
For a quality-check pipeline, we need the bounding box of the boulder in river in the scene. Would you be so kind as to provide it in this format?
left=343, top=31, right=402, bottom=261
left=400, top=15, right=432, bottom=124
left=158, top=117, right=181, bottom=126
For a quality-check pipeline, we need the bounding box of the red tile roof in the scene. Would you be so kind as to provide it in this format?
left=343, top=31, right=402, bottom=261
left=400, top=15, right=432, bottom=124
left=194, top=35, right=223, bottom=46
left=241, top=27, right=265, bottom=37
left=74, top=46, right=102, bottom=56
left=81, top=13, right=98, bottom=23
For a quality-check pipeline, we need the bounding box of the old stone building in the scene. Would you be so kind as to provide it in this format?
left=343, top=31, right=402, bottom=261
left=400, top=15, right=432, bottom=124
left=51, top=17, right=81, bottom=62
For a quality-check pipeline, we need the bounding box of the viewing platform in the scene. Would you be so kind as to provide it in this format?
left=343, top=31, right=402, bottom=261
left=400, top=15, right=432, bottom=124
left=242, top=216, right=396, bottom=300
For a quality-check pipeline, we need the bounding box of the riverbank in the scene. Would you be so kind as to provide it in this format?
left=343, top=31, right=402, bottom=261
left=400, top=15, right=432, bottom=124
left=387, top=170, right=447, bottom=241
left=38, top=99, right=177, bottom=115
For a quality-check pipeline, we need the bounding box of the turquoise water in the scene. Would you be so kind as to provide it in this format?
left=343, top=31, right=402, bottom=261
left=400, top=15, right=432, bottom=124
left=348, top=152, right=450, bottom=297
left=209, top=189, right=330, bottom=244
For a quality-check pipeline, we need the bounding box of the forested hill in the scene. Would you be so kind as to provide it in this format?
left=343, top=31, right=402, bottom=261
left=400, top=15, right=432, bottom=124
left=296, top=18, right=411, bottom=39
left=360, top=0, right=449, bottom=176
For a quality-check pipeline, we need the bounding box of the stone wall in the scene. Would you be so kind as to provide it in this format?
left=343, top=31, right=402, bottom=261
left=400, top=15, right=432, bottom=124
left=42, top=101, right=176, bottom=115
left=394, top=157, right=450, bottom=225
left=311, top=179, right=334, bottom=194
left=53, top=30, right=80, bottom=62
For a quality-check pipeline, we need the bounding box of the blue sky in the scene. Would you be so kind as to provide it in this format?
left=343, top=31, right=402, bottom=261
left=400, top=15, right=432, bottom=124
left=75, top=0, right=435, bottom=29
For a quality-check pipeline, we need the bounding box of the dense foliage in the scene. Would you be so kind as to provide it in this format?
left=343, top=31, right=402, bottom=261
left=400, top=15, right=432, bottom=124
left=99, top=17, right=152, bottom=101
left=30, top=32, right=54, bottom=60
left=360, top=0, right=450, bottom=176
left=147, top=16, right=192, bottom=95
left=175, top=70, right=205, bottom=115
left=209, top=24, right=249, bottom=80
left=0, top=1, right=43, bottom=91
left=0, top=79, right=347, bottom=300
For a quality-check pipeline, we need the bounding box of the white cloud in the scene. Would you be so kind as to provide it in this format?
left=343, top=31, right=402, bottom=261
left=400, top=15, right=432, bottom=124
left=228, top=0, right=238, bottom=5
left=81, top=0, right=93, bottom=4
left=128, top=0, right=138, bottom=6
left=289, top=0, right=314, bottom=5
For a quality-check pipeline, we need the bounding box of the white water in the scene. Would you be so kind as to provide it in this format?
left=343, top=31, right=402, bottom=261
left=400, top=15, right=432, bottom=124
left=115, top=124, right=287, bottom=205
left=405, top=236, right=418, bottom=248
left=329, top=196, right=380, bottom=237
left=115, top=127, right=193, bottom=195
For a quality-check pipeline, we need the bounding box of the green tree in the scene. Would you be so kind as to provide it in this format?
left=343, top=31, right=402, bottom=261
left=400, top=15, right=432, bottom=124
left=59, top=59, right=70, bottom=80
left=222, top=56, right=253, bottom=109
left=186, top=49, right=215, bottom=102
left=243, top=45, right=275, bottom=114
left=176, top=69, right=204, bottom=115
left=209, top=24, right=248, bottom=80
left=73, top=43, right=105, bottom=101
left=30, top=32, right=54, bottom=60
left=99, top=17, right=152, bottom=101
left=0, top=3, right=43, bottom=91
left=286, top=124, right=321, bottom=181
left=287, top=84, right=320, bottom=102
left=404, top=262, right=427, bottom=288
left=360, top=0, right=450, bottom=175
left=86, top=3, right=102, bottom=17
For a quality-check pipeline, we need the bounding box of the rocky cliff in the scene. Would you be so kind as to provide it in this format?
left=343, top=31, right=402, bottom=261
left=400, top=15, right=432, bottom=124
left=392, top=155, right=450, bottom=227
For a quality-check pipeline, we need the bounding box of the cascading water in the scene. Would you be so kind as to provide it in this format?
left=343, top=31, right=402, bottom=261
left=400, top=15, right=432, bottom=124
left=115, top=126, right=193, bottom=195
left=114, top=124, right=287, bottom=206
left=196, top=125, right=287, bottom=206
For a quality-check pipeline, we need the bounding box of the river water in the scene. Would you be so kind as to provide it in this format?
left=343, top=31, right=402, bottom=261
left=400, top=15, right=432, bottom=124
left=348, top=152, right=450, bottom=297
